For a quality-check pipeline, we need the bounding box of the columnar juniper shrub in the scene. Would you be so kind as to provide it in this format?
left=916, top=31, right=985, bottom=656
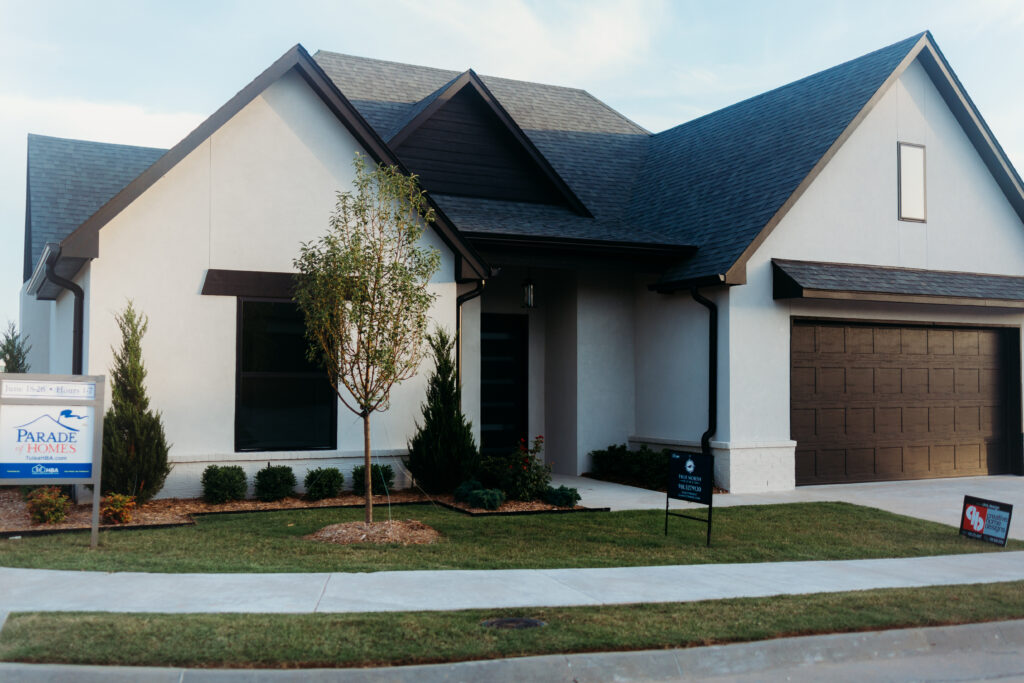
left=100, top=494, right=136, bottom=524
left=405, top=329, right=480, bottom=492
left=303, top=467, right=344, bottom=501
left=480, top=435, right=550, bottom=501
left=254, top=465, right=297, bottom=502
left=588, top=443, right=672, bottom=491
left=201, top=465, right=248, bottom=504
left=26, top=486, right=70, bottom=524
left=351, top=464, right=395, bottom=497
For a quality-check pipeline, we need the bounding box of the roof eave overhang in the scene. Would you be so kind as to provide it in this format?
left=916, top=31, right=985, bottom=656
left=648, top=273, right=730, bottom=293
left=55, top=45, right=492, bottom=282
left=467, top=232, right=695, bottom=272
left=772, top=259, right=1024, bottom=309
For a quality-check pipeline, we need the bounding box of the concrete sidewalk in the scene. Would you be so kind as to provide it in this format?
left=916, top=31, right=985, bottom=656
left=2, top=618, right=1022, bottom=682
left=2, top=551, right=1022, bottom=615
left=558, top=473, right=1024, bottom=540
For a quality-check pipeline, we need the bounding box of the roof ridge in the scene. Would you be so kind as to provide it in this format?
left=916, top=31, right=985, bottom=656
left=654, top=31, right=926, bottom=138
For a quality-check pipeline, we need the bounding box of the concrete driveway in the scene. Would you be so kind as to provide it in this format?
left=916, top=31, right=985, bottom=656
left=555, top=474, right=1024, bottom=540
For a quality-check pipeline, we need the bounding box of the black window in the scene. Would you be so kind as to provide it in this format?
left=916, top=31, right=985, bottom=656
left=235, top=300, right=337, bottom=451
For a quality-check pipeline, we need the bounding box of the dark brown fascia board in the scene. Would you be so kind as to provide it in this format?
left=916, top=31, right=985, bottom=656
left=721, top=33, right=931, bottom=286
left=388, top=69, right=593, bottom=219
left=57, top=44, right=490, bottom=281
left=201, top=269, right=296, bottom=299
left=648, top=273, right=728, bottom=293
left=468, top=233, right=694, bottom=270
left=727, top=32, right=1024, bottom=286
left=915, top=38, right=1024, bottom=222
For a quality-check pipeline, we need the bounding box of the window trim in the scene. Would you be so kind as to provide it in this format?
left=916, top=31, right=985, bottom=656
left=234, top=296, right=338, bottom=453
left=898, top=141, right=927, bottom=223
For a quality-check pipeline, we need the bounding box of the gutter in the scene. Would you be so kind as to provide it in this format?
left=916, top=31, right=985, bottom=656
left=42, top=243, right=85, bottom=375
left=455, top=280, right=485, bottom=386
left=690, top=287, right=718, bottom=461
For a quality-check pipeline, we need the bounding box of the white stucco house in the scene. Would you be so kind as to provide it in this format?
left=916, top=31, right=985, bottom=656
left=18, top=31, right=1024, bottom=496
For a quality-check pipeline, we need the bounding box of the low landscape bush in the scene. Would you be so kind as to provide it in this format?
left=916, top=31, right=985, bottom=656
left=588, top=443, right=671, bottom=491
left=100, top=494, right=136, bottom=524
left=351, top=464, right=395, bottom=497
left=544, top=485, right=581, bottom=508
left=479, top=435, right=550, bottom=501
left=303, top=467, right=344, bottom=501
left=254, top=464, right=297, bottom=502
left=201, top=465, right=248, bottom=504
left=26, top=486, right=70, bottom=524
left=466, top=488, right=505, bottom=510
left=453, top=479, right=483, bottom=503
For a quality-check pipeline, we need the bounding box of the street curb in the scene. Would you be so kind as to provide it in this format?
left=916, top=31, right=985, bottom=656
left=1, top=618, right=1022, bottom=682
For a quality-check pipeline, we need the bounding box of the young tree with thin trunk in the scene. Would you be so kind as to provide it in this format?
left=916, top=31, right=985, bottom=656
left=0, top=321, right=31, bottom=373
left=294, top=153, right=441, bottom=523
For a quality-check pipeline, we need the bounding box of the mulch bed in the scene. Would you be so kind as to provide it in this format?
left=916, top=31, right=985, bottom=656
left=0, top=486, right=606, bottom=536
left=305, top=519, right=441, bottom=546
left=581, top=473, right=729, bottom=495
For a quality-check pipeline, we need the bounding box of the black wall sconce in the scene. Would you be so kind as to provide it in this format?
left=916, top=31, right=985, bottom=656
left=521, top=278, right=535, bottom=308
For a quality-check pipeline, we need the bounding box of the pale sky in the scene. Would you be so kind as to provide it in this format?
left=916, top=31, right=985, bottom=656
left=1, top=0, right=1023, bottom=329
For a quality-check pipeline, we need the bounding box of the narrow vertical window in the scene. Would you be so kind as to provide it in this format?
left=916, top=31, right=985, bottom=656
left=898, top=142, right=926, bottom=222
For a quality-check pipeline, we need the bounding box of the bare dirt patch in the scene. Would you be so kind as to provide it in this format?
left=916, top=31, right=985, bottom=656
left=305, top=519, right=440, bottom=546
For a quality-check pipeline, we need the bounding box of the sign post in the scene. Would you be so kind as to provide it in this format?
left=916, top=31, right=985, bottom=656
left=960, top=495, right=1013, bottom=547
left=0, top=374, right=105, bottom=548
left=665, top=451, right=714, bottom=546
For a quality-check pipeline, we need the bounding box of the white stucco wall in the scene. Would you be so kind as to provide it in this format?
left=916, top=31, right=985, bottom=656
left=18, top=281, right=50, bottom=373
left=82, top=68, right=458, bottom=497
left=725, top=57, right=1024, bottom=491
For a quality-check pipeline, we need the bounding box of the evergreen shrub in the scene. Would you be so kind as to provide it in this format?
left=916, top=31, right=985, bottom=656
left=588, top=443, right=671, bottom=491
left=466, top=488, right=505, bottom=510
left=201, top=465, right=247, bottom=504
left=453, top=479, right=483, bottom=503
left=101, top=302, right=171, bottom=503
left=405, top=329, right=480, bottom=492
left=351, top=464, right=395, bottom=496
left=254, top=464, right=296, bottom=502
left=544, top=485, right=581, bottom=508
left=303, top=467, right=343, bottom=500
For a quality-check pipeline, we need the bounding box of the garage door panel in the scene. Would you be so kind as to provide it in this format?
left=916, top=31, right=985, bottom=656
left=792, top=321, right=1012, bottom=485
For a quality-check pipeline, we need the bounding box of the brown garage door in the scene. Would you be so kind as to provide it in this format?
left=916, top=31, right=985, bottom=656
left=791, top=320, right=1015, bottom=485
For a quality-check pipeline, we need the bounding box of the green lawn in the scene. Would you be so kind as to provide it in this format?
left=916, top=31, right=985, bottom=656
left=3, top=581, right=1023, bottom=668
left=0, top=502, right=1016, bottom=573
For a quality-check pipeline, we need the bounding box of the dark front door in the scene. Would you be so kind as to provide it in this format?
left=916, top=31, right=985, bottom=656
left=480, top=313, right=529, bottom=458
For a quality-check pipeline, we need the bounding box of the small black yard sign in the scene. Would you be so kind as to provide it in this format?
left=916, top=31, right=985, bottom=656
left=960, top=495, right=1013, bottom=547
left=665, top=451, right=714, bottom=546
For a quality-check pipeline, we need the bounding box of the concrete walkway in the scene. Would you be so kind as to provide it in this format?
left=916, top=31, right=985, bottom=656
left=2, top=618, right=1023, bottom=682
left=2, top=551, right=1023, bottom=615
left=557, top=473, right=1024, bottom=540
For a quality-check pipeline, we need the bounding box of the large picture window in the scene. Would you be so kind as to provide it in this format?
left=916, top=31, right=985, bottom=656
left=235, top=299, right=337, bottom=451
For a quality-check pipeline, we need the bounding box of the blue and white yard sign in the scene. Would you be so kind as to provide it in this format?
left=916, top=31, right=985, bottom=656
left=0, top=374, right=105, bottom=547
left=0, top=403, right=96, bottom=478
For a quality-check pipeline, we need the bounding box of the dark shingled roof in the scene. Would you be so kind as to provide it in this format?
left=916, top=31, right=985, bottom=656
left=24, top=134, right=166, bottom=281
left=315, top=37, right=925, bottom=279
left=313, top=51, right=653, bottom=236
left=641, top=33, right=925, bottom=284
left=773, top=258, right=1024, bottom=302
left=28, top=35, right=948, bottom=287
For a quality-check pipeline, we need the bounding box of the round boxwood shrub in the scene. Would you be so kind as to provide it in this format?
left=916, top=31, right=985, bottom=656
left=544, top=485, right=581, bottom=508
left=303, top=467, right=344, bottom=501
left=351, top=464, right=395, bottom=497
left=466, top=487, right=505, bottom=511
left=254, top=464, right=296, bottom=502
left=201, top=465, right=247, bottom=504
